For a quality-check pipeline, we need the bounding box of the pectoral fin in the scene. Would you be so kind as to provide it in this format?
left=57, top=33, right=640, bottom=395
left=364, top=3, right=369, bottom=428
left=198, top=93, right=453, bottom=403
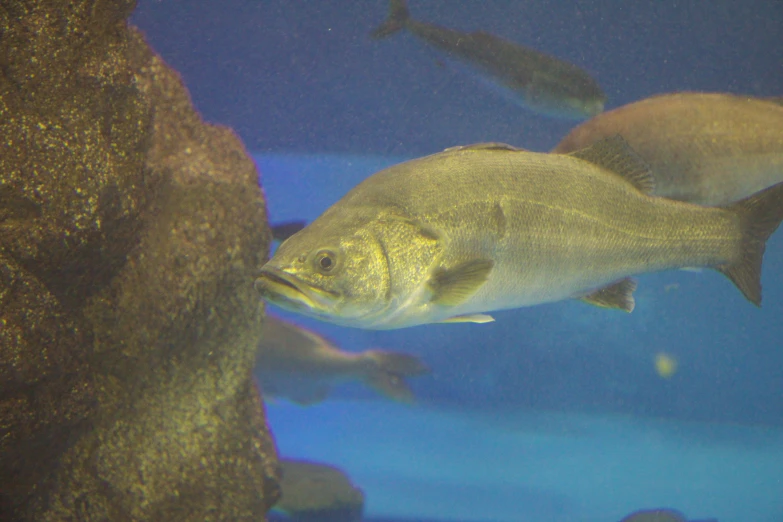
left=428, top=259, right=494, bottom=307
left=438, top=313, right=495, bottom=324
left=579, top=278, right=637, bottom=312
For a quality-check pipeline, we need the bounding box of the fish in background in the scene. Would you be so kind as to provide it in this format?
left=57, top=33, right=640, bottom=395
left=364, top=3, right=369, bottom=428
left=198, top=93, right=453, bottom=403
left=271, top=458, right=364, bottom=522
left=371, top=0, right=606, bottom=120
left=255, top=314, right=429, bottom=404
left=619, top=508, right=718, bottom=522
left=255, top=137, right=783, bottom=330
left=553, top=92, right=783, bottom=206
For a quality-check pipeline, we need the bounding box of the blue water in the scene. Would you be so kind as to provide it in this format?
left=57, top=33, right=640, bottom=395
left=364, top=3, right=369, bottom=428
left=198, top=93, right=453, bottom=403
left=132, top=1, right=783, bottom=520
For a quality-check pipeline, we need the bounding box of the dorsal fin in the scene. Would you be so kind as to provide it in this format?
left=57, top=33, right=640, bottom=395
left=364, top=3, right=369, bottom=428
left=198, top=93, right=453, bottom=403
left=444, top=142, right=525, bottom=153
left=438, top=313, right=495, bottom=324
left=567, top=135, right=655, bottom=195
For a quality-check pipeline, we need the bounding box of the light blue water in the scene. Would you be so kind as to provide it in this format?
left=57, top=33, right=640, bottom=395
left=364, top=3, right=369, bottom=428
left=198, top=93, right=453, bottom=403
left=268, top=400, right=783, bottom=522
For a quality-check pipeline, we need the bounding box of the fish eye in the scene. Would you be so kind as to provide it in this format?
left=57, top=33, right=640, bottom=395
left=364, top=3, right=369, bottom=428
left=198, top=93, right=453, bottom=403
left=314, top=249, right=338, bottom=275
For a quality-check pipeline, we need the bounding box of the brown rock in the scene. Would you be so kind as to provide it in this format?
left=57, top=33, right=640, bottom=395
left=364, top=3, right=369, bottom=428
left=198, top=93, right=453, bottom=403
left=0, top=1, right=280, bottom=520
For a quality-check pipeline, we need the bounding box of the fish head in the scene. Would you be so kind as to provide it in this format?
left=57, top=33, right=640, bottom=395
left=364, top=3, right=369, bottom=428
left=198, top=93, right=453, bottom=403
left=255, top=207, right=441, bottom=329
left=256, top=213, right=390, bottom=326
left=521, top=75, right=606, bottom=119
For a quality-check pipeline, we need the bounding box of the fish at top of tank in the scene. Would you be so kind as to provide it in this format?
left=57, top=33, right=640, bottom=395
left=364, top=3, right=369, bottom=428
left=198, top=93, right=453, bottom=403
left=371, top=0, right=606, bottom=120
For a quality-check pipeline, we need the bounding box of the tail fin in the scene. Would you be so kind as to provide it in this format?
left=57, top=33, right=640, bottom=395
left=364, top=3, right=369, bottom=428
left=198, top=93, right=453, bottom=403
left=361, top=350, right=429, bottom=403
left=717, top=181, right=783, bottom=306
left=370, top=0, right=410, bottom=39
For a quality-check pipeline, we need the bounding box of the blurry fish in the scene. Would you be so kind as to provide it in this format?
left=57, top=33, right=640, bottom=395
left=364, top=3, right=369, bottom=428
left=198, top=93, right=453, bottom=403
left=255, top=315, right=429, bottom=404
left=620, top=508, right=718, bottom=522
left=654, top=352, right=678, bottom=379
left=255, top=137, right=783, bottom=329
left=371, top=0, right=606, bottom=120
left=553, top=92, right=783, bottom=206
left=271, top=220, right=307, bottom=242
left=272, top=459, right=364, bottom=522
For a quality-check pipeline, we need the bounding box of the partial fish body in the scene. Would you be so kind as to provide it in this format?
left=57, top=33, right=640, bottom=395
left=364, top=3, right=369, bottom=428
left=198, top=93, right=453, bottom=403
left=371, top=0, right=605, bottom=120
left=256, top=138, right=783, bottom=330
left=273, top=459, right=364, bottom=522
left=255, top=315, right=428, bottom=403
left=553, top=92, right=783, bottom=205
left=619, top=508, right=718, bottom=522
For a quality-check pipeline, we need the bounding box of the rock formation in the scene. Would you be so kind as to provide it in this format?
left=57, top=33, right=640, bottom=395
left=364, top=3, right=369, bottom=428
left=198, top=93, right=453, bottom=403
left=0, top=1, right=280, bottom=519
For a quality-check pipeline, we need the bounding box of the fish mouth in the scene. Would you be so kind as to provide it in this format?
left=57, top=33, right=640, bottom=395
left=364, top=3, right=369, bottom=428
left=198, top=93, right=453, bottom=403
left=254, top=266, right=337, bottom=313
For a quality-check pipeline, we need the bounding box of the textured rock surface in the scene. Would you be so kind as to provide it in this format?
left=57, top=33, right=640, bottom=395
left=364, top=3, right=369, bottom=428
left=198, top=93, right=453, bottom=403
left=0, top=1, right=280, bottom=520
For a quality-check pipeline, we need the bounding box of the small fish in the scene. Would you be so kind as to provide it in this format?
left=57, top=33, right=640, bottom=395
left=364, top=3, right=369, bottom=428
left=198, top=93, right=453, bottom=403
left=553, top=92, right=783, bottom=206
left=271, top=220, right=307, bottom=242
left=371, top=0, right=606, bottom=120
left=255, top=315, right=429, bottom=404
left=272, top=459, right=364, bottom=522
left=619, top=508, right=718, bottom=522
left=255, top=137, right=783, bottom=330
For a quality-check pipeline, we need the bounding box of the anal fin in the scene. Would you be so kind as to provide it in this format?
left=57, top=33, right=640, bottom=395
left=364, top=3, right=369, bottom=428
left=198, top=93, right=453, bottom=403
left=579, top=278, right=637, bottom=313
left=437, top=313, right=495, bottom=324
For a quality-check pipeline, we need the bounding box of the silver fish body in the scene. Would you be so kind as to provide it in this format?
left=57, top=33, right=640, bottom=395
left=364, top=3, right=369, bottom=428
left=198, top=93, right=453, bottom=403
left=554, top=92, right=783, bottom=205
left=256, top=139, right=783, bottom=329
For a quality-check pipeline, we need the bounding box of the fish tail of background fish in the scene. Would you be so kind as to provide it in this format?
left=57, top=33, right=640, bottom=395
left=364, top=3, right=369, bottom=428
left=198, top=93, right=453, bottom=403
left=717, top=181, right=783, bottom=305
left=370, top=0, right=410, bottom=39
left=360, top=350, right=430, bottom=402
